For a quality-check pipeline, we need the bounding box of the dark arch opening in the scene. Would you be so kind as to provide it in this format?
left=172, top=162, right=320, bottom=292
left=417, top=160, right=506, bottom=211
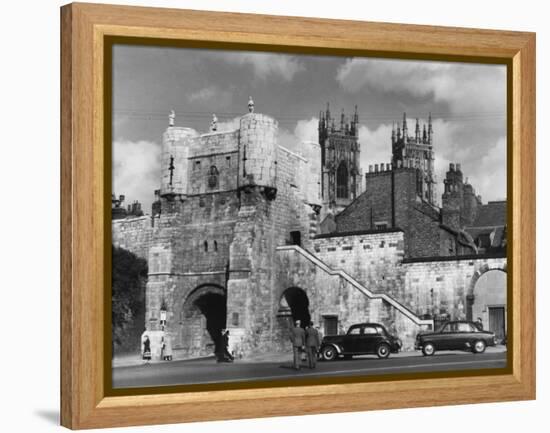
left=282, top=287, right=311, bottom=327
left=182, top=285, right=227, bottom=357
left=193, top=292, right=227, bottom=355
left=336, top=161, right=349, bottom=199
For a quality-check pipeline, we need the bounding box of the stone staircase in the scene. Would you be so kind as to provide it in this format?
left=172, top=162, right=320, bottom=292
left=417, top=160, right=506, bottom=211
left=276, top=245, right=433, bottom=329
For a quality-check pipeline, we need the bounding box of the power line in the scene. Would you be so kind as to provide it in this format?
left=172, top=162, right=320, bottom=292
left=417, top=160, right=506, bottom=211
left=113, top=109, right=505, bottom=124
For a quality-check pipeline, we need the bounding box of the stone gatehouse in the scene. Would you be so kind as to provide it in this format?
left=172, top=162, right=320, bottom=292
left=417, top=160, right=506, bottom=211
left=112, top=102, right=507, bottom=359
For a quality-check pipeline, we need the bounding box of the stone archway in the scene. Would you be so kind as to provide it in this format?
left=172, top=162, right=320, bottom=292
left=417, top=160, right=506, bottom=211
left=275, top=287, right=311, bottom=351
left=180, top=285, right=226, bottom=358
left=279, top=287, right=311, bottom=325
left=467, top=268, right=507, bottom=342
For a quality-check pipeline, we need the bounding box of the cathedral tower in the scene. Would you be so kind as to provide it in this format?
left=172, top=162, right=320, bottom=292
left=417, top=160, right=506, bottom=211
left=391, top=113, right=436, bottom=206
left=318, top=104, right=362, bottom=217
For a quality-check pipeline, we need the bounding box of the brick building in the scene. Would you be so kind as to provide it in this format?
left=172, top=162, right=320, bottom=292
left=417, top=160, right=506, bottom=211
left=112, top=102, right=507, bottom=359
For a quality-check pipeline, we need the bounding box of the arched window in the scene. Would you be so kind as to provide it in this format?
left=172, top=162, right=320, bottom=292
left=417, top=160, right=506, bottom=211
left=336, top=161, right=349, bottom=199
left=214, top=240, right=218, bottom=252
left=208, top=166, right=219, bottom=188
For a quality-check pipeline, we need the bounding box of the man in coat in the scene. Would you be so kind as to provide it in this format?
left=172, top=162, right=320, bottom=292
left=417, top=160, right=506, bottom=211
left=305, top=321, right=321, bottom=369
left=290, top=320, right=306, bottom=370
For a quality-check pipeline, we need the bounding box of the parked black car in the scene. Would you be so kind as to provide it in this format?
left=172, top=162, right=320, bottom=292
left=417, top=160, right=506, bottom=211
left=320, top=323, right=402, bottom=360
left=415, top=320, right=496, bottom=356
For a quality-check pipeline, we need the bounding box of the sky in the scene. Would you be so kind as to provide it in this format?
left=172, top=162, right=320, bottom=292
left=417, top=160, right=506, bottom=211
left=112, top=45, right=507, bottom=213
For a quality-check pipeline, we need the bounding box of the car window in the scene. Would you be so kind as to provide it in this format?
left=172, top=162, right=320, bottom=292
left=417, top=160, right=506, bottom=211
left=348, top=326, right=361, bottom=335
left=441, top=323, right=453, bottom=333
left=363, top=326, right=377, bottom=335
left=375, top=326, right=387, bottom=335
left=457, top=323, right=476, bottom=332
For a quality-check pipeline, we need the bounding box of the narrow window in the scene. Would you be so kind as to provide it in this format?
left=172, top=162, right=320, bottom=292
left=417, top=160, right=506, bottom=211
left=208, top=165, right=219, bottom=188
left=214, top=240, right=218, bottom=252
left=204, top=240, right=208, bottom=252
left=336, top=161, right=349, bottom=199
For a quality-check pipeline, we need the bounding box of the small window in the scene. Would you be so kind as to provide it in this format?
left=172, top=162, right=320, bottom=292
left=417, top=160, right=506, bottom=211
left=226, top=156, right=231, bottom=164
left=457, top=323, right=475, bottom=332
left=441, top=323, right=453, bottom=333
left=195, top=160, right=201, bottom=170
left=363, top=326, right=377, bottom=335
left=348, top=326, right=361, bottom=335
left=214, top=240, right=218, bottom=252
left=232, top=312, right=239, bottom=326
left=290, top=231, right=301, bottom=246
left=374, top=221, right=388, bottom=230
left=204, top=241, right=208, bottom=252
left=208, top=166, right=219, bottom=188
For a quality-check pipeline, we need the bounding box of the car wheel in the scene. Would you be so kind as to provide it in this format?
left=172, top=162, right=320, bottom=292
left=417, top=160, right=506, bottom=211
left=322, top=346, right=337, bottom=361
left=473, top=340, right=486, bottom=354
left=376, top=343, right=391, bottom=359
left=422, top=343, right=435, bottom=356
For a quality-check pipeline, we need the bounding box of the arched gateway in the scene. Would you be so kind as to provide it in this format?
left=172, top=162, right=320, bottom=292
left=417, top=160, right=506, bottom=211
left=180, top=284, right=227, bottom=357
left=467, top=268, right=507, bottom=342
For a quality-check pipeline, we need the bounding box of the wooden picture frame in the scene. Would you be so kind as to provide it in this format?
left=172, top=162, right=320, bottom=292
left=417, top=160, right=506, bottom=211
left=61, top=2, right=535, bottom=429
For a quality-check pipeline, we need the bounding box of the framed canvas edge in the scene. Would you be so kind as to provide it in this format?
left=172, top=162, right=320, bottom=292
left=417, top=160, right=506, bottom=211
left=60, top=2, right=536, bottom=429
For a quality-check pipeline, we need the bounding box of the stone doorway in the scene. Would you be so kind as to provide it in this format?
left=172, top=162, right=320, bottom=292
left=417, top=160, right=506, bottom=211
left=180, top=285, right=226, bottom=358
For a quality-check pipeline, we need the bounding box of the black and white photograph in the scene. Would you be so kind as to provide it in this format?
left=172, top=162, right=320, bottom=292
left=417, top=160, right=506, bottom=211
left=110, top=45, right=508, bottom=389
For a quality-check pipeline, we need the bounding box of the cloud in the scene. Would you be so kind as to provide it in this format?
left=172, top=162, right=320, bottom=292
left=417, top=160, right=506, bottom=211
left=188, top=86, right=233, bottom=107
left=112, top=139, right=161, bottom=213
left=222, top=52, right=305, bottom=81
left=278, top=117, right=319, bottom=155
left=466, top=136, right=507, bottom=201
left=337, top=58, right=506, bottom=116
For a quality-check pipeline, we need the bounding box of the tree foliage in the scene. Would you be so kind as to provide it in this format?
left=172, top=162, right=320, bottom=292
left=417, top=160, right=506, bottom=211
left=112, top=245, right=148, bottom=347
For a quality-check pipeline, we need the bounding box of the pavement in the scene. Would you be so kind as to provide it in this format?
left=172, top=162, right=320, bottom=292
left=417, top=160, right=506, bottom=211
left=111, top=346, right=508, bottom=388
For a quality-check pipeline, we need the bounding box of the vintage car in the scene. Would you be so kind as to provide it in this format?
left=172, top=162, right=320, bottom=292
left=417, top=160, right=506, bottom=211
left=320, top=323, right=402, bottom=360
left=415, top=320, right=497, bottom=356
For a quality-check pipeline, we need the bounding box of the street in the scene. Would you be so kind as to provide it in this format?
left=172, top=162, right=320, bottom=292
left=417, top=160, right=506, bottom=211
left=112, top=349, right=507, bottom=388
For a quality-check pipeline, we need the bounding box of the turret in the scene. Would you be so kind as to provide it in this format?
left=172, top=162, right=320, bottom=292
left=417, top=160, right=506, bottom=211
left=415, top=118, right=420, bottom=142
left=238, top=97, right=278, bottom=199
left=402, top=112, right=408, bottom=140
left=160, top=110, right=198, bottom=198
left=428, top=112, right=433, bottom=145
left=352, top=105, right=359, bottom=137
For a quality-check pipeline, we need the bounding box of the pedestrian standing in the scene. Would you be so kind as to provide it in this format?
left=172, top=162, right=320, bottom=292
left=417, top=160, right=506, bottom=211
left=223, top=329, right=234, bottom=362
left=162, top=335, right=173, bottom=361
left=290, top=320, right=306, bottom=370
left=142, top=335, right=151, bottom=364
left=475, top=317, right=484, bottom=331
left=305, top=321, right=321, bottom=369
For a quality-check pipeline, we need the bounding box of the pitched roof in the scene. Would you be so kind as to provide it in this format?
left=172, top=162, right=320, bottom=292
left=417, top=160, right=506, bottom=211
left=470, top=200, right=507, bottom=228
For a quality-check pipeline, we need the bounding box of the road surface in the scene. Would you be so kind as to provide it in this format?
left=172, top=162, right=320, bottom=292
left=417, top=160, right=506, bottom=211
left=112, top=350, right=507, bottom=388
